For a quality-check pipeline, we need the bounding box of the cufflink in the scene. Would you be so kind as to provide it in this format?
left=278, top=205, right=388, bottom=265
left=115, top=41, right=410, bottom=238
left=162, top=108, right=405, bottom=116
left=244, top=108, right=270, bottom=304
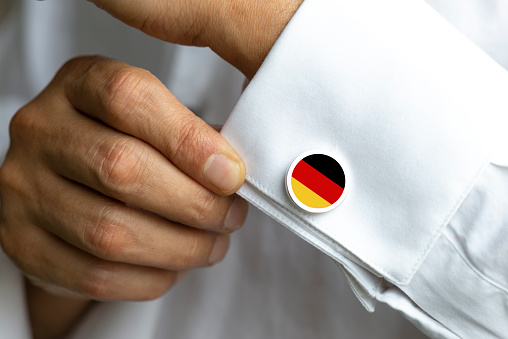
left=286, top=150, right=348, bottom=213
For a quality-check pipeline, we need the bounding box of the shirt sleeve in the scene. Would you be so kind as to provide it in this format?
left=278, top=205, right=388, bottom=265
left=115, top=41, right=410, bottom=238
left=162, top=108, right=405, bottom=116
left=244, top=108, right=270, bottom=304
left=221, top=0, right=508, bottom=337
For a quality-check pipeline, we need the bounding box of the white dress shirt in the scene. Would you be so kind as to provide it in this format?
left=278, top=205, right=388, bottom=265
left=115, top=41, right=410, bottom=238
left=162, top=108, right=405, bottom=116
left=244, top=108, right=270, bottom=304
left=0, top=0, right=507, bottom=338
left=222, top=0, right=508, bottom=337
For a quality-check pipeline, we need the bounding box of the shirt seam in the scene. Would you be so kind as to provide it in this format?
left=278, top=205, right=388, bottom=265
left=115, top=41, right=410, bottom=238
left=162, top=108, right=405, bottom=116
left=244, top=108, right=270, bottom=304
left=442, top=233, right=508, bottom=295
left=405, top=154, right=493, bottom=281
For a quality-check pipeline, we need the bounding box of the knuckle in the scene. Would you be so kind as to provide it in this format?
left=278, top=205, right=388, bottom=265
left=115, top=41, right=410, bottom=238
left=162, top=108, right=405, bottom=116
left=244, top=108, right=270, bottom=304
left=167, top=116, right=208, bottom=162
left=0, top=156, right=25, bottom=192
left=9, top=105, right=40, bottom=143
left=100, top=66, right=152, bottom=120
left=175, top=237, right=205, bottom=270
left=173, top=232, right=216, bottom=270
left=59, top=56, right=87, bottom=74
left=83, top=262, right=114, bottom=300
left=60, top=55, right=94, bottom=71
left=0, top=164, right=30, bottom=217
left=186, top=190, right=222, bottom=228
left=0, top=222, right=30, bottom=271
left=83, top=205, right=128, bottom=260
left=57, top=55, right=105, bottom=83
left=56, top=57, right=84, bottom=79
left=94, top=138, right=147, bottom=195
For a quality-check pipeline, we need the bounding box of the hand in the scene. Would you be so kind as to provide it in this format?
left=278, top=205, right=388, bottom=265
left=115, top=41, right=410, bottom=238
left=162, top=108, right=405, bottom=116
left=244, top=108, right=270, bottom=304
left=0, top=55, right=248, bottom=301
left=87, top=0, right=304, bottom=78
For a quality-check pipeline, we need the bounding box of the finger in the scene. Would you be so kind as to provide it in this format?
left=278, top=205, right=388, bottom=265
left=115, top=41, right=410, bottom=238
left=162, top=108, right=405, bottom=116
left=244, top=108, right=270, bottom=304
left=28, top=93, right=247, bottom=232
left=32, top=171, right=230, bottom=270
left=62, top=56, right=245, bottom=196
left=0, top=220, right=181, bottom=301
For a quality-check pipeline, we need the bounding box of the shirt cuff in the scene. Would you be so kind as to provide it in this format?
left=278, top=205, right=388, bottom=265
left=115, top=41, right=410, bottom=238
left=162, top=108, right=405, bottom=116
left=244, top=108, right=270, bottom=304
left=222, top=0, right=508, bottom=285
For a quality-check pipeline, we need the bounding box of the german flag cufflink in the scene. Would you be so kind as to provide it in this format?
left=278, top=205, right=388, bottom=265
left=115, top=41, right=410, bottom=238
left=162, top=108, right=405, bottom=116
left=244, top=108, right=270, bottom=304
left=286, top=150, right=348, bottom=213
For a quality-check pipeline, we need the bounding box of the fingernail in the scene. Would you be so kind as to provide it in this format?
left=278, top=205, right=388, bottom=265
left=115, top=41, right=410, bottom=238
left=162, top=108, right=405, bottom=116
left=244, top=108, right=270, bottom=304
left=224, top=197, right=249, bottom=232
left=203, top=154, right=241, bottom=192
left=209, top=235, right=229, bottom=264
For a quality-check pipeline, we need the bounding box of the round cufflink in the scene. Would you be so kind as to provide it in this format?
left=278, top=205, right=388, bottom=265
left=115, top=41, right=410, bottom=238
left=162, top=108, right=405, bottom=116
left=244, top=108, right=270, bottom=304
left=286, top=150, right=348, bottom=213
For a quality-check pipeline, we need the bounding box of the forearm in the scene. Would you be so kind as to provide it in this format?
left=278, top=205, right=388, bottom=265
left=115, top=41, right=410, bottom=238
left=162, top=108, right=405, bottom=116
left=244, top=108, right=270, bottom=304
left=87, top=0, right=303, bottom=79
left=208, top=0, right=304, bottom=79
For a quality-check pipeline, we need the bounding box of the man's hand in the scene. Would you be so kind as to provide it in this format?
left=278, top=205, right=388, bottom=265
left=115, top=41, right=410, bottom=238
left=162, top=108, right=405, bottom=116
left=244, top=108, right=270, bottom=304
left=0, top=55, right=248, bottom=337
left=0, top=1, right=304, bottom=337
left=88, top=0, right=304, bottom=79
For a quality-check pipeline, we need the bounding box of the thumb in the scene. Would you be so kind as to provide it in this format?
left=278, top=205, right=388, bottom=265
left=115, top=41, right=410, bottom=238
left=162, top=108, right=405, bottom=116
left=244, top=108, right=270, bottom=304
left=63, top=56, right=245, bottom=195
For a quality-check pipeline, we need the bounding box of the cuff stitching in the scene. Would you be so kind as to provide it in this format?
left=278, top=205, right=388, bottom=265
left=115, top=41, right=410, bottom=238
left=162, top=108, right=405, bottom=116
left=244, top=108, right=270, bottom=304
left=244, top=174, right=407, bottom=284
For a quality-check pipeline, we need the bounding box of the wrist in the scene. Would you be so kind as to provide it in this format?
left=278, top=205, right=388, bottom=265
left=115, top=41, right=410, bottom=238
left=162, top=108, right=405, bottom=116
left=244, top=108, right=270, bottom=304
left=26, top=278, right=91, bottom=339
left=208, top=0, right=303, bottom=79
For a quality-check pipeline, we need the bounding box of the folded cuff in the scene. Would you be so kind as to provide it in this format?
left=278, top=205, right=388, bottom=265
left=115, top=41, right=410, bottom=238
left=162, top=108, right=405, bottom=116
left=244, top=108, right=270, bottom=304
left=222, top=0, right=508, bottom=285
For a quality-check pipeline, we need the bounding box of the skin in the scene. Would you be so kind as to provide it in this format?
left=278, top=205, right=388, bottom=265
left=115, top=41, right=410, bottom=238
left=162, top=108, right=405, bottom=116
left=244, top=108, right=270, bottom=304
left=89, top=0, right=304, bottom=79
left=0, top=0, right=303, bottom=338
